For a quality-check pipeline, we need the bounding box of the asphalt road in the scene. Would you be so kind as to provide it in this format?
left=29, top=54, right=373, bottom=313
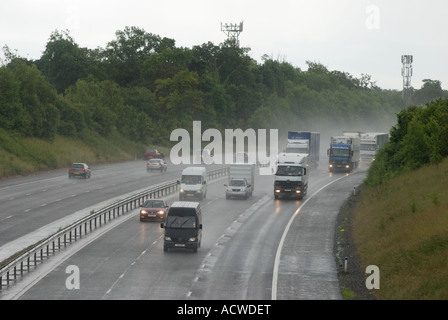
left=1, top=158, right=369, bottom=300
left=0, top=160, right=193, bottom=260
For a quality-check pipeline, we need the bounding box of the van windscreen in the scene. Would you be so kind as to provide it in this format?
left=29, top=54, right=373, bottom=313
left=166, top=216, right=196, bottom=228
left=181, top=175, right=202, bottom=184
left=168, top=207, right=197, bottom=217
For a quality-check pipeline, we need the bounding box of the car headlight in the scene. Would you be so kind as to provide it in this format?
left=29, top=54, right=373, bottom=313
left=140, top=210, right=148, bottom=214
left=157, top=210, right=165, bottom=214
left=188, top=237, right=197, bottom=242
left=165, top=236, right=172, bottom=241
left=179, top=189, right=185, bottom=193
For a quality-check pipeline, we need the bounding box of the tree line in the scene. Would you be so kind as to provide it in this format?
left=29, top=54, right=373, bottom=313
left=1, top=26, right=447, bottom=148
left=365, top=98, right=448, bottom=186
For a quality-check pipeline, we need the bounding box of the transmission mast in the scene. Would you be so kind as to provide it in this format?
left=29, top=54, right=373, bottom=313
left=221, top=21, right=244, bottom=44
left=401, top=55, right=413, bottom=104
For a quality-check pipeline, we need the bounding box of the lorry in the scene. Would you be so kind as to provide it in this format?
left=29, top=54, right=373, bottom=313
left=274, top=154, right=308, bottom=200
left=327, top=136, right=360, bottom=172
left=225, top=164, right=255, bottom=199
left=285, top=131, right=320, bottom=167
left=179, top=167, right=208, bottom=200
left=360, top=132, right=389, bottom=161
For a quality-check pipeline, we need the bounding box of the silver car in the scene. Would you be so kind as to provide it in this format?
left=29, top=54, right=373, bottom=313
left=147, top=159, right=167, bottom=172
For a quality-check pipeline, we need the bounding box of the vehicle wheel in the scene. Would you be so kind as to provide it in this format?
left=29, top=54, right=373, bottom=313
left=164, top=246, right=168, bottom=252
left=192, top=247, right=198, bottom=253
left=274, top=195, right=279, bottom=199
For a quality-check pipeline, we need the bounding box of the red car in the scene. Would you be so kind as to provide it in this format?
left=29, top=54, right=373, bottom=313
left=139, top=199, right=169, bottom=222
left=144, top=149, right=164, bottom=160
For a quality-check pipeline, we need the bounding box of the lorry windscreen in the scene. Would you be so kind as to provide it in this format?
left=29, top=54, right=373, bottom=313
left=285, top=147, right=308, bottom=153
left=275, top=165, right=303, bottom=176
left=330, top=148, right=350, bottom=157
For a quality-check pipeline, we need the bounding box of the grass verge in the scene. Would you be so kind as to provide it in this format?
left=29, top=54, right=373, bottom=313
left=352, top=157, right=448, bottom=299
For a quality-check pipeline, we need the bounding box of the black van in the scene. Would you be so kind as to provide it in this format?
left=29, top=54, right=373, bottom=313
left=160, top=202, right=202, bottom=253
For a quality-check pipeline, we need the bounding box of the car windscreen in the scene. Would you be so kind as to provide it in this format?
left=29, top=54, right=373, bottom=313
left=143, top=200, right=164, bottom=207
left=72, top=164, right=84, bottom=169
left=229, top=180, right=246, bottom=186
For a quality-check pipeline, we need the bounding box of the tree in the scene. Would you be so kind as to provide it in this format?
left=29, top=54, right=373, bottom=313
left=0, top=66, right=30, bottom=133
left=103, top=26, right=176, bottom=87
left=8, top=60, right=59, bottom=140
left=37, top=30, right=90, bottom=93
left=411, top=79, right=447, bottom=105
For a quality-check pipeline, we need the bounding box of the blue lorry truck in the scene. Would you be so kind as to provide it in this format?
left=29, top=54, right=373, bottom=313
left=327, top=135, right=360, bottom=172
left=285, top=131, right=320, bottom=167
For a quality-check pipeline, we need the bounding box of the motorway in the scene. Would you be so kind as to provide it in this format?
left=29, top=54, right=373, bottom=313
left=0, top=157, right=368, bottom=300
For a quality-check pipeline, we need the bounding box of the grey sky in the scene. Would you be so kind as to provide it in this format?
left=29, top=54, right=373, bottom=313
left=1, top=0, right=447, bottom=90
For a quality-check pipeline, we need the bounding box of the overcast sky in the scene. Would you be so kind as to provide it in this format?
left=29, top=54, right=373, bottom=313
left=1, top=0, right=447, bottom=90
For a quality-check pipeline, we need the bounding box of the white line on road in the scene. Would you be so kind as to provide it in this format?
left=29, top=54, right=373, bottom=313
left=271, top=174, right=348, bottom=300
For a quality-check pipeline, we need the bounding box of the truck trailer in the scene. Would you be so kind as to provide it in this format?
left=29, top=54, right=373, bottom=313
left=285, top=131, right=320, bottom=167
left=360, top=132, right=389, bottom=161
left=327, top=136, right=360, bottom=172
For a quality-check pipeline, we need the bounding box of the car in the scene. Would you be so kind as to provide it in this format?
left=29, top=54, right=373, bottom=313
left=235, top=152, right=248, bottom=163
left=225, top=178, right=252, bottom=200
left=144, top=149, right=164, bottom=160
left=140, top=199, right=169, bottom=222
left=147, top=159, right=167, bottom=172
left=68, top=163, right=91, bottom=179
left=193, top=149, right=211, bottom=164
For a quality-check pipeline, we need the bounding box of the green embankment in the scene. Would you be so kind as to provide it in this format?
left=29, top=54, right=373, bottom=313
left=0, top=128, right=166, bottom=179
left=353, top=157, right=448, bottom=299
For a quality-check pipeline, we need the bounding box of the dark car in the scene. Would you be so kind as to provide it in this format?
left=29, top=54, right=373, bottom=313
left=144, top=149, right=164, bottom=160
left=139, top=199, right=169, bottom=222
left=69, top=163, right=91, bottom=179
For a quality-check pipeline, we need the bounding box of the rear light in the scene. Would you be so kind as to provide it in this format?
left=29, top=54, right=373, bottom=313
left=69, top=168, right=72, bottom=171
left=159, top=164, right=162, bottom=166
left=82, top=168, right=85, bottom=171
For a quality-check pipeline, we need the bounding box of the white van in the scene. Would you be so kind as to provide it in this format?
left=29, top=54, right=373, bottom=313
left=179, top=167, right=208, bottom=200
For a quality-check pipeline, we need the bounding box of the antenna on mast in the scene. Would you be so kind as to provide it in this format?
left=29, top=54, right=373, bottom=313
left=221, top=21, right=244, bottom=44
left=401, top=55, right=413, bottom=104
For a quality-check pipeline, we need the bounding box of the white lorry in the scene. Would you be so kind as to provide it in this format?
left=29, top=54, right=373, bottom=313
left=225, top=164, right=255, bottom=200
left=274, top=153, right=308, bottom=200
left=360, top=132, right=389, bottom=161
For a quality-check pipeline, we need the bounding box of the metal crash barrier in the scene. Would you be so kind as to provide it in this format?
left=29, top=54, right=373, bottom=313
left=0, top=166, right=229, bottom=291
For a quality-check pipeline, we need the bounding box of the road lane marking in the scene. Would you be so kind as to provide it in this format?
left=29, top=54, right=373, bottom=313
left=271, top=174, right=348, bottom=300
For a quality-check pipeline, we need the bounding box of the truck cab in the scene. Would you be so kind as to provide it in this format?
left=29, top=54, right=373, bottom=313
left=274, top=154, right=308, bottom=200
left=328, top=136, right=360, bottom=172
